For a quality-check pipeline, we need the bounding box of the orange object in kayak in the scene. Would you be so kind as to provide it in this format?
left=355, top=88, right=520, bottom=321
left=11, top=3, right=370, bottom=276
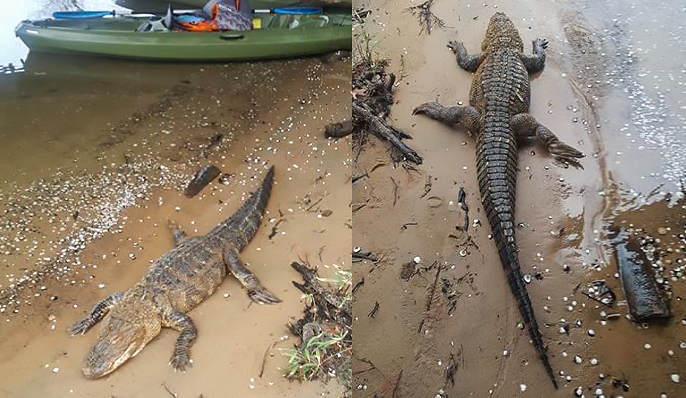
left=179, top=19, right=219, bottom=32
left=179, top=3, right=220, bottom=31
left=179, top=0, right=247, bottom=32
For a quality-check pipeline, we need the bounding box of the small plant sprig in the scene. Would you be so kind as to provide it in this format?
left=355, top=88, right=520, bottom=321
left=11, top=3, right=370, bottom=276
left=317, top=266, right=352, bottom=308
left=317, top=266, right=352, bottom=292
left=282, top=331, right=349, bottom=381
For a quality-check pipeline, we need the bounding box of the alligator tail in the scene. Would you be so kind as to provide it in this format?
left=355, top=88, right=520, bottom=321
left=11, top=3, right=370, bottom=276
left=208, top=166, right=274, bottom=250
left=490, top=212, right=558, bottom=388
left=477, top=128, right=557, bottom=388
left=504, top=255, right=558, bottom=388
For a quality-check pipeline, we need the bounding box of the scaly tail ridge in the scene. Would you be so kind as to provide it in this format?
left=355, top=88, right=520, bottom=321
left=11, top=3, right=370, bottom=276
left=487, top=191, right=558, bottom=389
left=477, top=125, right=557, bottom=388
left=209, top=166, right=274, bottom=250
left=505, top=257, right=558, bottom=388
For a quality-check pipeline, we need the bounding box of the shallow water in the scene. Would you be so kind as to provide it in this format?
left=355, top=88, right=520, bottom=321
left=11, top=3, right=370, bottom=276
left=565, top=0, right=686, bottom=195
left=352, top=0, right=685, bottom=397
left=0, top=1, right=351, bottom=397
left=1, top=1, right=132, bottom=70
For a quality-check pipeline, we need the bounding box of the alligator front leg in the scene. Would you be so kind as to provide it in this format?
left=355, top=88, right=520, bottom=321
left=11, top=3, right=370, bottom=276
left=68, top=292, right=124, bottom=335
left=511, top=113, right=585, bottom=165
left=521, top=38, right=548, bottom=74
left=165, top=312, right=197, bottom=372
left=223, top=247, right=281, bottom=304
left=413, top=102, right=481, bottom=134
left=448, top=40, right=484, bottom=72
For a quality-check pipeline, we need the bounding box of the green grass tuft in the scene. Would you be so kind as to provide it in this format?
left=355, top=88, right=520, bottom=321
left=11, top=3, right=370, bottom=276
left=282, top=331, right=349, bottom=381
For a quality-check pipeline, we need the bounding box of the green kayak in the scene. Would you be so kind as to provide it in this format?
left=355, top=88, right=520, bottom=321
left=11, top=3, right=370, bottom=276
left=14, top=12, right=351, bottom=61
left=170, top=0, right=296, bottom=8
left=169, top=0, right=351, bottom=7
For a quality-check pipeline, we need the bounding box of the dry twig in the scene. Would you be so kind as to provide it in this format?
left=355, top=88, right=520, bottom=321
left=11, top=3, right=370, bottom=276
left=406, top=0, right=448, bottom=35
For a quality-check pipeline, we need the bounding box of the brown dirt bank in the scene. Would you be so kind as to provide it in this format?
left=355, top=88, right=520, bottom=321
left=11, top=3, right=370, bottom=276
left=352, top=1, right=684, bottom=397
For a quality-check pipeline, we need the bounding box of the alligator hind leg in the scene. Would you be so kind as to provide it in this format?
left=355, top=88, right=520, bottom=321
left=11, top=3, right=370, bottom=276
left=448, top=41, right=484, bottom=72
left=68, top=292, right=124, bottom=335
left=511, top=113, right=585, bottom=166
left=223, top=247, right=281, bottom=305
left=521, top=38, right=548, bottom=74
left=413, top=102, right=481, bottom=134
left=168, top=220, right=188, bottom=246
left=165, top=312, right=197, bottom=372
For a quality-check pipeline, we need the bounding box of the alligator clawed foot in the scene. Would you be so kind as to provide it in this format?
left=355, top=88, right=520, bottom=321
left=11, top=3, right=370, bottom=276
left=67, top=318, right=93, bottom=336
left=556, top=158, right=584, bottom=170
left=447, top=40, right=465, bottom=53
left=412, top=102, right=439, bottom=116
left=535, top=38, right=548, bottom=49
left=248, top=286, right=282, bottom=305
left=548, top=141, right=585, bottom=168
left=170, top=353, right=192, bottom=372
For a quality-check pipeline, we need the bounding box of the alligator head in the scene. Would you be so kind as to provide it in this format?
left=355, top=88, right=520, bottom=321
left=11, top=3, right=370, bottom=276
left=482, top=12, right=524, bottom=53
left=82, top=298, right=161, bottom=378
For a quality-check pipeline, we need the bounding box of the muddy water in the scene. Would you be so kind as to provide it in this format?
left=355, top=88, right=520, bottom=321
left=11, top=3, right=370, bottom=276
left=353, top=0, right=685, bottom=397
left=0, top=4, right=351, bottom=395
left=1, top=1, right=132, bottom=71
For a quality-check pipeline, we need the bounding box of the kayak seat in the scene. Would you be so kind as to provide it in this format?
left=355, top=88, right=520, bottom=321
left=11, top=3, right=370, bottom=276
left=136, top=16, right=171, bottom=32
left=266, top=14, right=331, bottom=30
left=135, top=5, right=175, bottom=32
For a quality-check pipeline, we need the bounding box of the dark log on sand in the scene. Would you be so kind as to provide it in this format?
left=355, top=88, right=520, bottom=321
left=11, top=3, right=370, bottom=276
left=325, top=120, right=353, bottom=138
left=612, top=228, right=670, bottom=320
left=184, top=165, right=221, bottom=198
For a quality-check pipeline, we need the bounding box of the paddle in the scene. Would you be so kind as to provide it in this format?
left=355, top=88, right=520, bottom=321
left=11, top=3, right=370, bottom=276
left=271, top=7, right=322, bottom=14
left=52, top=10, right=197, bottom=19
left=52, top=11, right=116, bottom=19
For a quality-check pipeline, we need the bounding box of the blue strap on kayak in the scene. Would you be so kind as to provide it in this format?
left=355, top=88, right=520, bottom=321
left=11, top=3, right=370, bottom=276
left=52, top=11, right=113, bottom=19
left=272, top=7, right=322, bottom=15
left=176, top=15, right=206, bottom=24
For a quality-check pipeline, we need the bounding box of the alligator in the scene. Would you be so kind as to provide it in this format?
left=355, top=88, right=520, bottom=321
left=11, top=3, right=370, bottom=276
left=68, top=166, right=280, bottom=379
left=413, top=13, right=585, bottom=388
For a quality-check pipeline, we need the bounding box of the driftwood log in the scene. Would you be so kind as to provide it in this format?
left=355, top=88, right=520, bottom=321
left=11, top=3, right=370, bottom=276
left=353, top=61, right=423, bottom=164
left=288, top=262, right=351, bottom=337
left=325, top=120, right=353, bottom=138
left=184, top=165, right=221, bottom=198
left=612, top=228, right=671, bottom=320
left=286, top=261, right=352, bottom=390
left=353, top=103, right=423, bottom=164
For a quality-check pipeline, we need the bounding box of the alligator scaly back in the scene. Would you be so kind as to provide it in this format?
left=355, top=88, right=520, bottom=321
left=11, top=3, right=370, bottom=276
left=414, top=12, right=584, bottom=388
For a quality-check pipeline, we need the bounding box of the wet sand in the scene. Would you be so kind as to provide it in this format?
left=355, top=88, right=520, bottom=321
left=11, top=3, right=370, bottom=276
left=352, top=0, right=685, bottom=397
left=0, top=56, right=351, bottom=397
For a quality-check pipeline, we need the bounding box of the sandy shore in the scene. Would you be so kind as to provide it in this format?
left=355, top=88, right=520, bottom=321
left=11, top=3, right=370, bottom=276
left=0, top=56, right=351, bottom=398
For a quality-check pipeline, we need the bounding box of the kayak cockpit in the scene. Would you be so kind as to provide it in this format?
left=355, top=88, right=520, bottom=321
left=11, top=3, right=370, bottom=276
left=20, top=12, right=345, bottom=33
